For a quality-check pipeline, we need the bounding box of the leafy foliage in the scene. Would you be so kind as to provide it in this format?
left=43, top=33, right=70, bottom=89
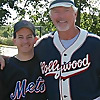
left=0, top=0, right=17, bottom=25
left=0, top=0, right=100, bottom=40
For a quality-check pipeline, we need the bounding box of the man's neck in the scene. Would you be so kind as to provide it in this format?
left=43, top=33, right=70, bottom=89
left=58, top=27, right=80, bottom=40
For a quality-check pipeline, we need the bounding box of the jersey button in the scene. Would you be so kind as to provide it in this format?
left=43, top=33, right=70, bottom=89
left=64, top=95, right=67, bottom=98
left=63, top=62, right=66, bottom=64
left=63, top=79, right=66, bottom=81
left=64, top=54, right=67, bottom=56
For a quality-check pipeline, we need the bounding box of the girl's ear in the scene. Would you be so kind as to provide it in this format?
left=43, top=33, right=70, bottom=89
left=13, top=38, right=16, bottom=45
left=34, top=36, right=39, bottom=44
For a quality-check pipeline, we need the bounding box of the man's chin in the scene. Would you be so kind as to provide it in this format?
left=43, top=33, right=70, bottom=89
left=56, top=25, right=70, bottom=31
left=57, top=27, right=70, bottom=31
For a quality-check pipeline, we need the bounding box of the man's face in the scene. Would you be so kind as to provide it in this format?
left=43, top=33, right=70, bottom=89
left=50, top=6, right=77, bottom=31
left=13, top=27, right=35, bottom=53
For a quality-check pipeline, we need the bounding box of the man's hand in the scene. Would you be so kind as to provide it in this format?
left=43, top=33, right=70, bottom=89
left=0, top=55, right=5, bottom=70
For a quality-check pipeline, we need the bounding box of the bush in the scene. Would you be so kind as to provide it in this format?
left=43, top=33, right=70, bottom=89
left=0, top=38, right=2, bottom=44
left=0, top=37, right=14, bottom=46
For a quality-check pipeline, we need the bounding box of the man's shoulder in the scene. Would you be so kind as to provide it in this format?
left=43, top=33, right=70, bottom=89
left=86, top=32, right=100, bottom=49
left=88, top=32, right=100, bottom=39
left=80, top=27, right=100, bottom=42
left=34, top=32, right=55, bottom=47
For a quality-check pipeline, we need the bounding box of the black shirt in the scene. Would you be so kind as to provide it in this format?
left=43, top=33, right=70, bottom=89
left=0, top=55, right=47, bottom=100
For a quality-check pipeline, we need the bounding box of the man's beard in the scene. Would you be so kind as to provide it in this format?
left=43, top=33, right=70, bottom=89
left=56, top=24, right=70, bottom=31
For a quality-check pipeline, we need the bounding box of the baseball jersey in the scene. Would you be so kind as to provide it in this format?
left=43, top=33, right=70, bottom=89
left=34, top=27, right=100, bottom=100
left=0, top=55, right=47, bottom=100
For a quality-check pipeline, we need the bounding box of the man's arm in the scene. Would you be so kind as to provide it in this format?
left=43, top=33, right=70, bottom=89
left=0, top=55, right=5, bottom=70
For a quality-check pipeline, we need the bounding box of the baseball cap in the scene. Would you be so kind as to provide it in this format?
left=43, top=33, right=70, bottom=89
left=13, top=20, right=36, bottom=38
left=49, top=0, right=76, bottom=9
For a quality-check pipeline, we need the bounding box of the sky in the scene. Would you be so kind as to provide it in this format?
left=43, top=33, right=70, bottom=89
left=4, top=0, right=100, bottom=24
left=4, top=0, right=49, bottom=24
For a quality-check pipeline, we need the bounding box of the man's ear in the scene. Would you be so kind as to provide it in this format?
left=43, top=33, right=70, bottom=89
left=75, top=11, right=78, bottom=17
left=74, top=11, right=78, bottom=22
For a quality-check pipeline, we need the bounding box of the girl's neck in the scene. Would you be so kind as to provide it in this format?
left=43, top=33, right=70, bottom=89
left=15, top=51, right=34, bottom=61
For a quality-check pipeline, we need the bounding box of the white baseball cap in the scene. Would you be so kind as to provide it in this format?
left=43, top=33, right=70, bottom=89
left=49, top=0, right=76, bottom=9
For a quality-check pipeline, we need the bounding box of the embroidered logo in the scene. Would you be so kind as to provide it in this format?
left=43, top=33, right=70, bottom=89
left=10, top=76, right=46, bottom=100
left=40, top=54, right=91, bottom=79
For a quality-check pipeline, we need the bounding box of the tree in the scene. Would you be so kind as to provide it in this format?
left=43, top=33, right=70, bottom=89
left=0, top=25, right=13, bottom=38
left=74, top=0, right=100, bottom=35
left=0, top=0, right=17, bottom=25
left=0, top=0, right=100, bottom=36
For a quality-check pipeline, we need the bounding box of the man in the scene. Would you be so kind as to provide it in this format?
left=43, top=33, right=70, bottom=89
left=1, top=0, right=100, bottom=100
left=34, top=0, right=100, bottom=100
left=0, top=20, right=46, bottom=100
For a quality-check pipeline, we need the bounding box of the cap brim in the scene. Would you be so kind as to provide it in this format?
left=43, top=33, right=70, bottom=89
left=14, top=26, right=36, bottom=37
left=15, top=26, right=33, bottom=33
left=50, top=2, right=73, bottom=9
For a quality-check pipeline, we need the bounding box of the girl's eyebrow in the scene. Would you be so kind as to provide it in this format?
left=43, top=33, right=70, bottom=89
left=18, top=35, right=23, bottom=36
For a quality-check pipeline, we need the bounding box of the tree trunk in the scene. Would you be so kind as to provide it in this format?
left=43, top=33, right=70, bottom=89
left=74, top=0, right=81, bottom=27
